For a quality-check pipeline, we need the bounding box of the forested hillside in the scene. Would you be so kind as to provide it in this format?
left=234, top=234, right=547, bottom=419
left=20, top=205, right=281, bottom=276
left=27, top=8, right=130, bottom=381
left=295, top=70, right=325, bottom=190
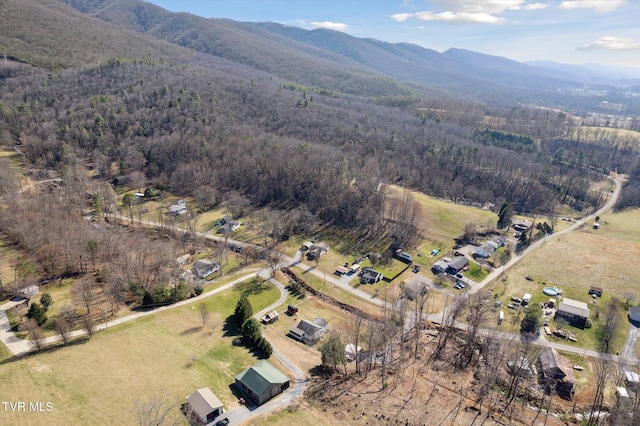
left=1, top=0, right=639, bottom=237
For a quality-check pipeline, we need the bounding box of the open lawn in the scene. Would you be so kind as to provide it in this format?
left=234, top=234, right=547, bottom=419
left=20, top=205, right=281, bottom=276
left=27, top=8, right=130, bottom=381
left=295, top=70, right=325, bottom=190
left=490, top=225, right=639, bottom=353
left=0, top=279, right=281, bottom=426
left=248, top=401, right=334, bottom=426
left=0, top=237, right=21, bottom=297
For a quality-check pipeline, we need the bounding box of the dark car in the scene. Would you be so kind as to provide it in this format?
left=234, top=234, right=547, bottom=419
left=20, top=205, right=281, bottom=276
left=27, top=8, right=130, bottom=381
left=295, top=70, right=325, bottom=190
left=456, top=273, right=464, bottom=279
left=215, top=419, right=230, bottom=426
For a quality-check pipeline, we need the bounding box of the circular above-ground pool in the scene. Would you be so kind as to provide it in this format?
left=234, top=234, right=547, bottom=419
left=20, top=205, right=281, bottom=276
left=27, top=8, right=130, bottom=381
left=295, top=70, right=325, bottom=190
left=543, top=287, right=559, bottom=296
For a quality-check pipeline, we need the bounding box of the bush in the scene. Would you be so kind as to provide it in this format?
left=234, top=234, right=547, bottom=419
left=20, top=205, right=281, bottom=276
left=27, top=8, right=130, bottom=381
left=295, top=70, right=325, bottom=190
left=193, top=285, right=204, bottom=296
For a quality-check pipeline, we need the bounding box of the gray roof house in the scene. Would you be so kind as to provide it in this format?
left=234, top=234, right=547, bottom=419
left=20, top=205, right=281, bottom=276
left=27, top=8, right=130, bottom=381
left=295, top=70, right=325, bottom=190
left=185, top=387, right=224, bottom=424
left=168, top=200, right=188, bottom=216
left=192, top=259, right=220, bottom=279
left=360, top=267, right=383, bottom=284
left=446, top=256, right=469, bottom=274
left=289, top=318, right=328, bottom=345
left=235, top=360, right=290, bottom=405
left=555, top=298, right=590, bottom=329
left=307, top=242, right=330, bottom=260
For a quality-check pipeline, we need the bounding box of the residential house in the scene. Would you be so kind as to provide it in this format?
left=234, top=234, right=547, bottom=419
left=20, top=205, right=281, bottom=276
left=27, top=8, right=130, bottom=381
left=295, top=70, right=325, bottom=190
left=539, top=348, right=576, bottom=399
left=219, top=220, right=240, bottom=234
left=446, top=256, right=469, bottom=275
left=192, top=259, right=220, bottom=279
left=404, top=276, right=429, bottom=301
left=629, top=305, right=640, bottom=323
left=555, top=298, right=590, bottom=329
left=234, top=360, right=290, bottom=405
left=185, top=387, right=224, bottom=424
left=360, top=267, right=383, bottom=284
left=588, top=286, right=603, bottom=297
left=431, top=260, right=448, bottom=274
left=289, top=318, right=328, bottom=345
left=168, top=200, right=188, bottom=216
left=307, top=242, right=329, bottom=260
left=512, top=219, right=532, bottom=232
left=474, top=241, right=499, bottom=258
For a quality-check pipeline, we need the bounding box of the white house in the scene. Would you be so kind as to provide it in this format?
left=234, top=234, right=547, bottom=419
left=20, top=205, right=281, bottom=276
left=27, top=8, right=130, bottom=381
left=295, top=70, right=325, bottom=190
left=192, top=259, right=220, bottom=278
left=168, top=200, right=187, bottom=216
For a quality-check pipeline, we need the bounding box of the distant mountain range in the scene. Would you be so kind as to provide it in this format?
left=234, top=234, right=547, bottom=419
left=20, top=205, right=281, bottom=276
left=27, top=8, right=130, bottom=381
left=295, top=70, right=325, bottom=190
left=3, top=0, right=639, bottom=111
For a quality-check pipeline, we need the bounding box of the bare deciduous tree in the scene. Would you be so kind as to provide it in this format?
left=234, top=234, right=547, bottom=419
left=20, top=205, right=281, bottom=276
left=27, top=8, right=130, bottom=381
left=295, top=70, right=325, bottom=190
left=54, top=317, right=72, bottom=344
left=198, top=303, right=210, bottom=328
left=132, top=389, right=182, bottom=426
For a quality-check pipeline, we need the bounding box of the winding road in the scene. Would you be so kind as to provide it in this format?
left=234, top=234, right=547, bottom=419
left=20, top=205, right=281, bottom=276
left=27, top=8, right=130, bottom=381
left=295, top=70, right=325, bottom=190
left=0, top=173, right=633, bottom=425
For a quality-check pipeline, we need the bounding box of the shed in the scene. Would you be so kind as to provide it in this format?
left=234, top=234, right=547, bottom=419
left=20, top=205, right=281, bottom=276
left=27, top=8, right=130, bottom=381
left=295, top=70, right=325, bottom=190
left=335, top=266, right=349, bottom=275
left=588, top=286, right=603, bottom=297
left=350, top=263, right=361, bottom=273
left=630, top=305, right=640, bottom=323
left=186, top=387, right=224, bottom=424
left=345, top=344, right=363, bottom=362
left=287, top=304, right=298, bottom=315
left=234, top=360, right=290, bottom=405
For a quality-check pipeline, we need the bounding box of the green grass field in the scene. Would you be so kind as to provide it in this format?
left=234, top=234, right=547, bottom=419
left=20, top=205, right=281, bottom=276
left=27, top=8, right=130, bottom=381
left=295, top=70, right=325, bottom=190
left=0, top=279, right=281, bottom=425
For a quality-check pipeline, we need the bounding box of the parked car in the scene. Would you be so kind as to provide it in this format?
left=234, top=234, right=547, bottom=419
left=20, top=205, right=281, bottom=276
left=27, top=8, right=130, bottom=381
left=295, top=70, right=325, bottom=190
left=453, top=283, right=464, bottom=290
left=412, top=265, right=421, bottom=273
left=456, top=273, right=464, bottom=279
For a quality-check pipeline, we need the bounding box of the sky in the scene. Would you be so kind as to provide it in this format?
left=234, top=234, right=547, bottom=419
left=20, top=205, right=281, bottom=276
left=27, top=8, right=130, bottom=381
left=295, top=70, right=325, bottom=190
left=145, top=0, right=640, bottom=69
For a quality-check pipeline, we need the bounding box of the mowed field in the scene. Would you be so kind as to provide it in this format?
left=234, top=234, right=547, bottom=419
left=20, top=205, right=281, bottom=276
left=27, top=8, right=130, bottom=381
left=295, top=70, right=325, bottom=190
left=0, top=279, right=281, bottom=426
left=491, top=208, right=640, bottom=352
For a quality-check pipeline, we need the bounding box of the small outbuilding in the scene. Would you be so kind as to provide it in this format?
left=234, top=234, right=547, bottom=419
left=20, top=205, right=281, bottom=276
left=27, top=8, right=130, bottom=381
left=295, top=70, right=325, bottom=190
left=16, top=285, right=40, bottom=299
left=185, top=387, right=224, bottom=424
left=234, top=360, right=290, bottom=405
left=168, top=200, right=188, bottom=216
left=345, top=343, right=363, bottom=362
left=588, top=286, right=603, bottom=297
left=629, top=305, right=640, bottom=323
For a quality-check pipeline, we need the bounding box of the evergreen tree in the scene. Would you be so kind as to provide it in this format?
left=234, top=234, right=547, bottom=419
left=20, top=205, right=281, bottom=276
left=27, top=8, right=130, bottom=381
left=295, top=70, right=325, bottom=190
left=241, top=317, right=261, bottom=345
left=234, top=294, right=253, bottom=327
left=319, top=332, right=345, bottom=372
left=26, top=302, right=48, bottom=326
left=497, top=202, right=514, bottom=229
left=40, top=293, right=54, bottom=311
left=256, top=336, right=273, bottom=358
left=520, top=304, right=542, bottom=335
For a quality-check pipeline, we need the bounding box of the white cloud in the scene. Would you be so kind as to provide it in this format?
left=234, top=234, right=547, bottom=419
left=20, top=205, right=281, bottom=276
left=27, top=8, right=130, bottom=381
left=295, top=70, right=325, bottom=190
left=309, top=21, right=348, bottom=31
left=414, top=11, right=504, bottom=23
left=390, top=1, right=551, bottom=25
left=559, top=0, right=625, bottom=13
left=390, top=13, right=413, bottom=22
left=429, top=0, right=526, bottom=14
left=524, top=2, right=549, bottom=10
left=579, top=36, right=640, bottom=50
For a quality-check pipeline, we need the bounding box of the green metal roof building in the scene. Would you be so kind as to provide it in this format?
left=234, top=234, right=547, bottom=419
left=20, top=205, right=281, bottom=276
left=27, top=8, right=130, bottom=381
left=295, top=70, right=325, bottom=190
left=234, top=360, right=290, bottom=405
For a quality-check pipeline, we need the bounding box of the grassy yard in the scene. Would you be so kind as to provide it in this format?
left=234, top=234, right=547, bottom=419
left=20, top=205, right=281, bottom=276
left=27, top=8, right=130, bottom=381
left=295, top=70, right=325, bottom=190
left=0, top=278, right=281, bottom=426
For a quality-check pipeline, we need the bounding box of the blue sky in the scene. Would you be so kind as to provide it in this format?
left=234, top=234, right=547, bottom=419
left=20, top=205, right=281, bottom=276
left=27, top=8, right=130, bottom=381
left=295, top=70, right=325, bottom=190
left=146, top=0, right=640, bottom=68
